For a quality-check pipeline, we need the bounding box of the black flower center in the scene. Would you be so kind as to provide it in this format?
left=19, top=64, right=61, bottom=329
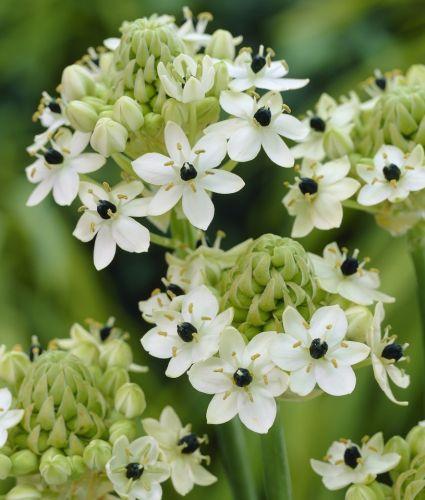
left=309, top=116, right=326, bottom=132
left=48, top=100, right=61, bottom=114
left=383, top=163, right=401, bottom=182
left=375, top=77, right=387, bottom=90
left=166, top=283, right=185, bottom=297
left=29, top=344, right=43, bottom=362
left=344, top=446, right=361, bottom=469
left=97, top=200, right=117, bottom=220
left=125, top=462, right=144, bottom=479
left=309, top=338, right=328, bottom=359
left=99, top=325, right=112, bottom=342
left=254, top=107, right=272, bottom=127
left=178, top=433, right=200, bottom=454
left=44, top=148, right=64, bottom=165
left=233, top=367, right=253, bottom=387
left=177, top=322, right=197, bottom=342
left=340, top=257, right=359, bottom=276
left=381, top=343, right=403, bottom=362
left=299, top=177, right=318, bottom=195
left=250, top=54, right=266, bottom=74
left=180, top=162, right=197, bottom=181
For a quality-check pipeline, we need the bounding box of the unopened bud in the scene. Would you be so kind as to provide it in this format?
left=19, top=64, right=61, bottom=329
left=206, top=29, right=238, bottom=60
left=99, top=338, right=133, bottom=370
left=40, top=448, right=72, bottom=486
left=101, top=367, right=130, bottom=397
left=209, top=61, right=229, bottom=97
left=196, top=97, right=220, bottom=132
left=109, top=419, right=137, bottom=444
left=323, top=128, right=354, bottom=159
left=113, top=96, right=144, bottom=132
left=0, top=349, right=31, bottom=387
left=345, top=306, right=373, bottom=342
left=66, top=100, right=98, bottom=132
left=90, top=117, right=128, bottom=157
left=68, top=455, right=86, bottom=480
left=384, top=436, right=410, bottom=479
left=114, top=383, right=146, bottom=418
left=0, top=454, right=12, bottom=479
left=6, top=485, right=41, bottom=499
left=406, top=64, right=425, bottom=85
left=162, top=99, right=188, bottom=126
left=346, top=484, right=378, bottom=500
left=406, top=424, right=425, bottom=457
left=83, top=439, right=112, bottom=470
left=10, top=449, right=38, bottom=475
left=61, top=64, right=95, bottom=101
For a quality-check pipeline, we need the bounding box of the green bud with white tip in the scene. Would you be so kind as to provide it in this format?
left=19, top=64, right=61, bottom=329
left=346, top=484, right=378, bottom=500
left=114, top=382, right=146, bottom=418
left=10, top=449, right=38, bottom=475
left=99, top=338, right=134, bottom=370
left=61, top=65, right=95, bottom=101
left=384, top=436, right=411, bottom=480
left=90, top=117, right=128, bottom=157
left=206, top=29, right=238, bottom=60
left=345, top=305, right=374, bottom=342
left=83, top=439, right=112, bottom=470
left=113, top=96, right=144, bottom=132
left=66, top=100, right=98, bottom=132
left=6, top=485, right=42, bottom=500
left=406, top=424, right=425, bottom=457
left=108, top=419, right=137, bottom=444
left=40, top=448, right=72, bottom=486
left=0, top=348, right=31, bottom=387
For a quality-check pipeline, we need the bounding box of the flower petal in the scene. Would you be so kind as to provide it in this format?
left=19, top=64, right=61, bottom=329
left=237, top=388, right=277, bottom=434
left=132, top=153, right=176, bottom=185
left=165, top=122, right=191, bottom=163
left=282, top=307, right=310, bottom=344
left=310, top=305, right=348, bottom=347
left=220, top=91, right=255, bottom=119
left=188, top=358, right=232, bottom=394
left=206, top=391, right=239, bottom=424
left=69, top=153, right=106, bottom=173
left=227, top=125, right=262, bottom=162
left=192, top=134, right=227, bottom=171
left=261, top=131, right=294, bottom=167
left=148, top=184, right=184, bottom=216
left=314, top=362, right=356, bottom=396
left=111, top=216, right=150, bottom=253
left=272, top=114, right=309, bottom=141
left=271, top=335, right=310, bottom=371
left=182, top=186, right=214, bottom=230
left=93, top=225, right=116, bottom=270
left=52, top=168, right=80, bottom=206
left=199, top=169, right=245, bottom=194
left=289, top=366, right=316, bottom=396
left=73, top=211, right=100, bottom=242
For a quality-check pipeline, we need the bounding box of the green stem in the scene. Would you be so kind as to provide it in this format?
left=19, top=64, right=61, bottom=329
left=261, top=404, right=292, bottom=500
left=188, top=102, right=198, bottom=145
left=223, top=159, right=238, bottom=172
left=342, top=199, right=379, bottom=215
left=149, top=233, right=182, bottom=250
left=215, top=419, right=258, bottom=500
left=407, top=225, right=425, bottom=348
left=111, top=152, right=135, bottom=176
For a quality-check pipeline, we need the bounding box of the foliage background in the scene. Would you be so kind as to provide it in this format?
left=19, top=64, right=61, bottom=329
left=0, top=0, right=424, bottom=498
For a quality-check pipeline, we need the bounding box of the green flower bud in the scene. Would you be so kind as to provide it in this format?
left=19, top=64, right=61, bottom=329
left=385, top=436, right=411, bottom=479
left=209, top=61, right=230, bottom=98
left=114, top=383, right=146, bottom=418
left=108, top=419, right=137, bottom=444
left=90, top=117, right=128, bottom=157
left=40, top=448, right=72, bottom=486
left=345, top=306, right=373, bottom=342
left=66, top=100, right=98, bottom=132
left=0, top=454, right=12, bottom=479
left=10, top=449, right=38, bottom=475
left=406, top=64, right=425, bottom=85
left=113, top=96, right=144, bottom=132
left=162, top=98, right=189, bottom=126
left=83, top=439, right=112, bottom=470
left=99, top=338, right=133, bottom=370
left=125, top=112, right=165, bottom=158
left=68, top=455, right=86, bottom=480
left=323, top=127, right=354, bottom=159
left=0, top=348, right=31, bottom=387
left=220, top=234, right=317, bottom=338
left=100, top=367, right=130, bottom=397
left=346, top=484, right=378, bottom=500
left=6, top=486, right=42, bottom=500
left=196, top=97, right=221, bottom=132
left=406, top=425, right=425, bottom=457
left=61, top=64, right=95, bottom=101
left=206, top=29, right=237, bottom=60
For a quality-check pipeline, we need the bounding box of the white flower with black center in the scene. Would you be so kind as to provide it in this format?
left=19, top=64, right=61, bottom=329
left=357, top=145, right=425, bottom=205
left=361, top=69, right=398, bottom=111
left=271, top=305, right=370, bottom=397
left=73, top=181, right=150, bottom=270
left=311, top=433, right=400, bottom=491
left=158, top=54, right=215, bottom=103
left=0, top=388, right=24, bottom=448
left=309, top=242, right=395, bottom=306
left=368, top=302, right=410, bottom=406
left=143, top=406, right=216, bottom=496
left=139, top=283, right=186, bottom=324
left=188, top=327, right=289, bottom=434
left=282, top=157, right=360, bottom=237
left=227, top=46, right=309, bottom=93
left=132, top=121, right=244, bottom=230
left=26, top=128, right=105, bottom=207
left=205, top=90, right=308, bottom=167
left=106, top=435, right=170, bottom=500
left=141, top=285, right=233, bottom=378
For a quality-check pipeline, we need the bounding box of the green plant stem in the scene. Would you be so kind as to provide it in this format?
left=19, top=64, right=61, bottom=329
left=215, top=419, right=258, bottom=500
left=261, top=403, right=292, bottom=500
left=343, top=199, right=379, bottom=214
left=407, top=226, right=425, bottom=350
left=149, top=233, right=182, bottom=250
left=223, top=159, right=238, bottom=171
left=111, top=152, right=135, bottom=176
left=188, top=102, right=198, bottom=145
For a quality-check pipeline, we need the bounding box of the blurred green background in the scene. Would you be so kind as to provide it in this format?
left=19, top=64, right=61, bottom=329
left=0, top=0, right=424, bottom=498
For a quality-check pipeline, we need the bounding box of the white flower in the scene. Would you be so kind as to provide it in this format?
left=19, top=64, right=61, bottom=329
left=291, top=93, right=358, bottom=161
left=132, top=122, right=244, bottom=230
left=188, top=327, right=289, bottom=434
left=271, top=305, right=370, bottom=397
left=361, top=69, right=398, bottom=111
left=177, top=8, right=212, bottom=52
left=104, top=37, right=121, bottom=51
left=139, top=285, right=185, bottom=324
left=311, top=433, right=400, bottom=490
left=309, top=242, right=395, bottom=305
left=157, top=54, right=215, bottom=103
left=73, top=181, right=150, bottom=270
left=25, top=128, right=105, bottom=206
left=227, top=47, right=309, bottom=93
left=143, top=406, right=216, bottom=496
left=205, top=90, right=308, bottom=167
left=0, top=388, right=24, bottom=448
left=357, top=145, right=425, bottom=205
left=141, top=285, right=233, bottom=377
left=106, top=435, right=170, bottom=500
left=367, top=302, right=410, bottom=406
left=282, top=156, right=360, bottom=237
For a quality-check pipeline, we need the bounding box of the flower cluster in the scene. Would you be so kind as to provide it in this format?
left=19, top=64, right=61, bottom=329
left=0, top=320, right=215, bottom=499
left=284, top=65, right=425, bottom=238
left=311, top=421, right=425, bottom=499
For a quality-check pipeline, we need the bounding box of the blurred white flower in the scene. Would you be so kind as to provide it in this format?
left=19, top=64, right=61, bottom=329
left=311, top=433, right=400, bottom=490
left=368, top=302, right=409, bottom=405
left=357, top=145, right=425, bottom=205
left=283, top=157, right=360, bottom=237
left=143, top=406, right=216, bottom=496
left=271, top=305, right=370, bottom=397
left=177, top=7, right=212, bottom=52
left=26, top=128, right=105, bottom=206
left=0, top=388, right=24, bottom=448
left=73, top=181, right=150, bottom=270
left=309, top=242, right=395, bottom=305
left=188, top=327, right=289, bottom=433
left=132, top=121, right=244, bottom=230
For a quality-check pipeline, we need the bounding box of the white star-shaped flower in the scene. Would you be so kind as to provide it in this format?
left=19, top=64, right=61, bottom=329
left=0, top=388, right=24, bottom=448
left=26, top=128, right=105, bottom=207
left=271, top=305, right=370, bottom=397
left=177, top=8, right=212, bottom=53
left=283, top=156, right=360, bottom=237
left=205, top=90, right=308, bottom=167
left=73, top=181, right=150, bottom=270
left=139, top=284, right=185, bottom=324
left=361, top=69, right=398, bottom=111
left=311, top=433, right=400, bottom=491
left=141, top=285, right=233, bottom=378
left=368, top=302, right=410, bottom=406
left=132, top=121, right=244, bottom=230
left=188, top=327, right=289, bottom=434
left=227, top=47, right=309, bottom=92
left=106, top=435, right=170, bottom=500
left=143, top=406, right=216, bottom=496
left=357, top=145, right=425, bottom=205
left=308, top=242, right=395, bottom=305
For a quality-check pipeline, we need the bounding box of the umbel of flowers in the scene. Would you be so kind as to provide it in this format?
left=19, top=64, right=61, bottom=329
left=0, top=321, right=216, bottom=499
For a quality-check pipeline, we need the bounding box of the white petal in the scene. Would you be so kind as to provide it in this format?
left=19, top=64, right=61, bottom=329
left=166, top=350, right=193, bottom=378
left=227, top=125, right=262, bottom=162
left=282, top=307, right=310, bottom=344
left=371, top=354, right=408, bottom=406
left=68, top=131, right=91, bottom=156
left=258, top=91, right=283, bottom=115
left=0, top=389, right=12, bottom=412
left=111, top=216, right=150, bottom=253
left=310, top=305, right=348, bottom=347
left=182, top=285, right=219, bottom=320
left=374, top=145, right=404, bottom=170
left=229, top=78, right=255, bottom=92
left=171, top=460, right=193, bottom=495
left=271, top=335, right=310, bottom=371
left=26, top=177, right=54, bottom=206
left=321, top=178, right=360, bottom=201
left=289, top=366, right=316, bottom=396
left=316, top=156, right=351, bottom=183
left=314, top=362, right=356, bottom=396
left=238, top=388, right=277, bottom=434
left=220, top=91, right=255, bottom=119
left=357, top=184, right=391, bottom=206
left=52, top=167, right=80, bottom=206
left=182, top=186, right=214, bottom=230
left=182, top=77, right=205, bottom=103
left=188, top=358, right=232, bottom=394
left=331, top=341, right=370, bottom=366
left=78, top=181, right=109, bottom=210
left=132, top=153, right=176, bottom=185
left=148, top=184, right=184, bottom=216
left=69, top=153, right=106, bottom=173
left=386, top=364, right=410, bottom=389
left=141, top=327, right=175, bottom=359
left=272, top=114, right=309, bottom=141
left=94, top=225, right=116, bottom=270
left=204, top=118, right=246, bottom=138
left=192, top=134, right=227, bottom=171
left=190, top=463, right=217, bottom=487
left=0, top=409, right=24, bottom=430
left=364, top=452, right=401, bottom=475
left=256, top=77, right=309, bottom=92
left=263, top=367, right=290, bottom=397
left=261, top=132, right=294, bottom=167
left=311, top=195, right=343, bottom=230
left=206, top=391, right=239, bottom=424
left=199, top=169, right=245, bottom=194
left=111, top=181, right=144, bottom=201
left=291, top=205, right=314, bottom=238
left=165, top=122, right=191, bottom=163
left=73, top=211, right=100, bottom=242
left=121, top=198, right=151, bottom=217
left=219, top=327, right=246, bottom=367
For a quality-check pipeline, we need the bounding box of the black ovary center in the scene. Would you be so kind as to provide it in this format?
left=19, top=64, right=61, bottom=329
left=309, top=338, right=328, bottom=359
left=383, top=163, right=401, bottom=182
left=344, top=446, right=361, bottom=469
left=99, top=325, right=112, bottom=342
left=177, top=322, right=197, bottom=342
left=251, top=54, right=266, bottom=74
left=29, top=344, right=43, bottom=362
left=125, top=462, right=144, bottom=479
left=178, top=433, right=200, bottom=454
left=97, top=200, right=117, bottom=220
left=375, top=77, right=387, bottom=90
left=254, top=107, right=272, bottom=127
left=44, top=148, right=64, bottom=165
left=299, top=177, right=318, bottom=195
left=233, top=368, right=253, bottom=387
left=180, top=162, right=197, bottom=181
left=340, top=257, right=359, bottom=276
left=166, top=283, right=185, bottom=297
left=381, top=343, right=403, bottom=361
left=309, top=116, right=326, bottom=132
left=48, top=100, right=61, bottom=114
